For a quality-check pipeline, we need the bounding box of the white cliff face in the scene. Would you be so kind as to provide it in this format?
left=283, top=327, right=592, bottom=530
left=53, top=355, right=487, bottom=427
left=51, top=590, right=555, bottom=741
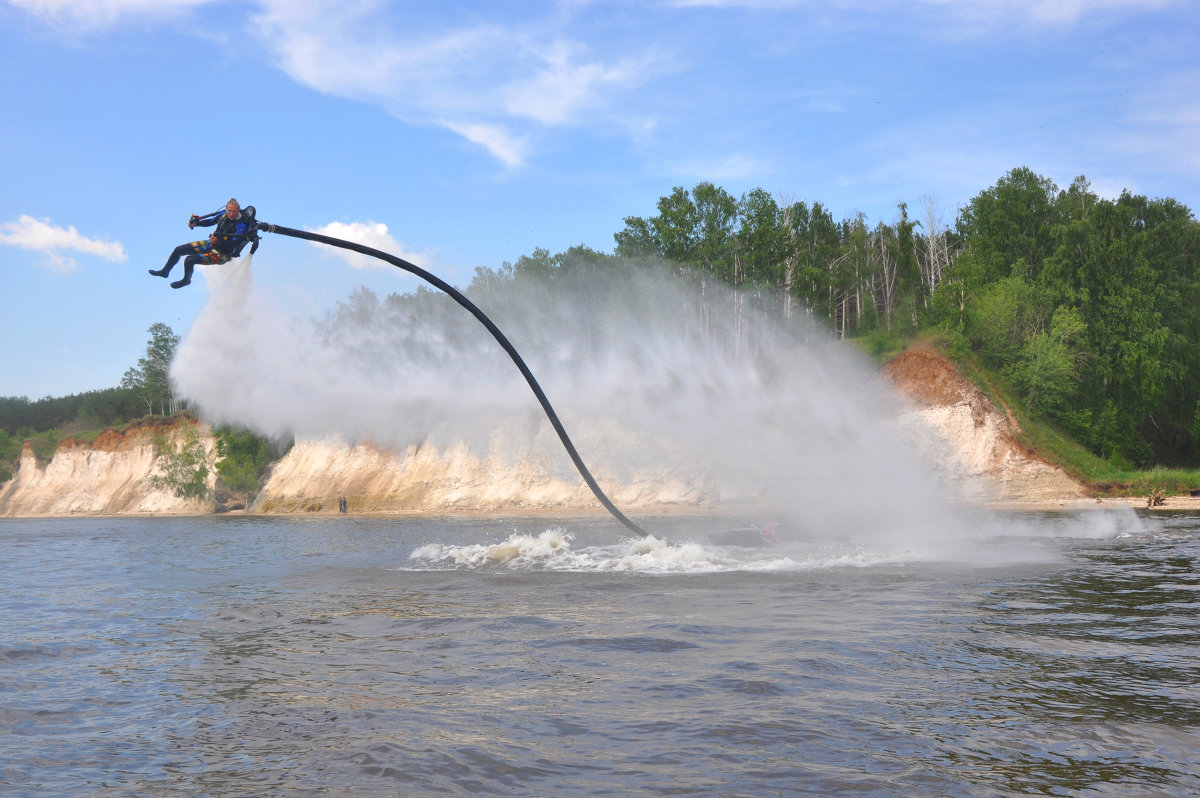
left=0, top=418, right=718, bottom=518
left=252, top=436, right=717, bottom=514
left=896, top=402, right=1089, bottom=503
left=0, top=421, right=216, bottom=517
left=0, top=349, right=1089, bottom=517
left=884, top=347, right=1088, bottom=504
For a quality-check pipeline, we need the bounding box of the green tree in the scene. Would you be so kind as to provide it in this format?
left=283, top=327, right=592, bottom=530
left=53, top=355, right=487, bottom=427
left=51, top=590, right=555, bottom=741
left=828, top=215, right=872, bottom=337
left=0, top=428, right=18, bottom=482
left=957, top=166, right=1062, bottom=283
left=613, top=182, right=740, bottom=278
left=613, top=215, right=659, bottom=258
left=149, top=424, right=211, bottom=501
left=122, top=323, right=180, bottom=416
left=1011, top=306, right=1087, bottom=416
left=736, top=188, right=788, bottom=288
left=213, top=426, right=289, bottom=498
left=868, top=205, right=922, bottom=333
left=891, top=201, right=922, bottom=327
left=691, top=182, right=740, bottom=280
left=651, top=186, right=702, bottom=263
left=782, top=199, right=842, bottom=319
left=1038, top=195, right=1176, bottom=462
left=966, top=274, right=1049, bottom=365
left=512, top=247, right=556, bottom=281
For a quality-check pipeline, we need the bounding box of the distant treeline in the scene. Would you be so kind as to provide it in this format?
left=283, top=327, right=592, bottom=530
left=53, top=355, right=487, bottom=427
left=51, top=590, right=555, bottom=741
left=4, top=166, right=1199, bottom=473
left=0, top=389, right=146, bottom=438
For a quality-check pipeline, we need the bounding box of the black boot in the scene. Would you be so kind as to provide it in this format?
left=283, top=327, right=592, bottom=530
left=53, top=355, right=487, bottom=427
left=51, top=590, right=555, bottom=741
left=149, top=267, right=169, bottom=277
left=170, top=262, right=194, bottom=288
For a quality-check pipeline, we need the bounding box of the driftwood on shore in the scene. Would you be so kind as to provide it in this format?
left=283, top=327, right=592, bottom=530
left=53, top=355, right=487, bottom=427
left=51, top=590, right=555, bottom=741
left=1147, top=488, right=1166, bottom=508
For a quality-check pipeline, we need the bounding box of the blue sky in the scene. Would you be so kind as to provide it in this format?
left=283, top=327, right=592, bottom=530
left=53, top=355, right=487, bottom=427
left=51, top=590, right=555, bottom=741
left=1, top=0, right=1196, bottom=398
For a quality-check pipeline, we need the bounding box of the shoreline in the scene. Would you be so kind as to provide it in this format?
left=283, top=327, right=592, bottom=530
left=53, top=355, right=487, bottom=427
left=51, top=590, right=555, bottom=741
left=7, top=495, right=1200, bottom=520
left=984, top=495, right=1200, bottom=512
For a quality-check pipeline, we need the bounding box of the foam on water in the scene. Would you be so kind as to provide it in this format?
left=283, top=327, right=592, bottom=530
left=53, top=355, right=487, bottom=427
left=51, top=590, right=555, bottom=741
left=406, top=528, right=935, bottom=574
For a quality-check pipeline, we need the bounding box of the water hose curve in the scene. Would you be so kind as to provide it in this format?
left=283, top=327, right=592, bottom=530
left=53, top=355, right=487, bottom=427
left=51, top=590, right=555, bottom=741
left=256, top=221, right=649, bottom=538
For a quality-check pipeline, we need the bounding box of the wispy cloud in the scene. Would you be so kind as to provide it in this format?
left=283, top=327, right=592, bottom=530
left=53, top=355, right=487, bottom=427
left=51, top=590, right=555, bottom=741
left=250, top=0, right=664, bottom=167
left=919, top=0, right=1175, bottom=27
left=503, top=40, right=651, bottom=125
left=0, top=215, right=127, bottom=272
left=668, top=0, right=1177, bottom=40
left=440, top=121, right=529, bottom=169
left=8, top=0, right=211, bottom=30
left=1113, top=68, right=1200, bottom=178
left=668, top=152, right=767, bottom=183
left=8, top=0, right=1190, bottom=189
left=308, top=221, right=432, bottom=271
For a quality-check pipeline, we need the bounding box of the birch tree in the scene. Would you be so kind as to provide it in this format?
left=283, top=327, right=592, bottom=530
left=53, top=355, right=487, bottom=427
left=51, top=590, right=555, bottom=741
left=121, top=323, right=180, bottom=416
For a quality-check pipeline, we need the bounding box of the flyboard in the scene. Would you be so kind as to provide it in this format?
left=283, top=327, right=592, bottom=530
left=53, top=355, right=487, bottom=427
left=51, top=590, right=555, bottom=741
left=254, top=219, right=652, bottom=539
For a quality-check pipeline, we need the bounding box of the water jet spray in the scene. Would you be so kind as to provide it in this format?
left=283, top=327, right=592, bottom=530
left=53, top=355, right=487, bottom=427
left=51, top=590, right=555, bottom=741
left=256, top=221, right=650, bottom=538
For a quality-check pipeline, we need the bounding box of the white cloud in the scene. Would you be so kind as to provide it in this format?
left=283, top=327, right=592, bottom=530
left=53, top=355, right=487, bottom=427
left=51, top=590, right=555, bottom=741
left=1112, top=70, right=1200, bottom=178
left=0, top=215, right=127, bottom=273
left=503, top=40, right=651, bottom=126
left=249, top=0, right=664, bottom=167
left=8, top=0, right=212, bottom=29
left=669, top=152, right=766, bottom=182
left=921, top=0, right=1173, bottom=26
left=669, top=0, right=1176, bottom=36
left=440, top=121, right=529, bottom=169
left=307, top=221, right=431, bottom=271
left=1086, top=176, right=1134, bottom=201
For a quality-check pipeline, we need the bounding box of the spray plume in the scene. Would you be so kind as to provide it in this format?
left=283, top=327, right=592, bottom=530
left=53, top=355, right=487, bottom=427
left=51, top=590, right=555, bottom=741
left=173, top=254, right=975, bottom=551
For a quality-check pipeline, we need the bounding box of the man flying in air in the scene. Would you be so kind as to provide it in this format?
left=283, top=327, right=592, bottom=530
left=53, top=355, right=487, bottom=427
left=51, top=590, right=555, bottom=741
left=149, top=198, right=255, bottom=288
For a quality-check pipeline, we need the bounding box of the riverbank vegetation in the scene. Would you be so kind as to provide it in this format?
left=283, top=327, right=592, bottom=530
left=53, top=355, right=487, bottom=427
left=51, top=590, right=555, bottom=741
left=603, top=168, right=1200, bottom=473
left=3, top=166, right=1199, bottom=492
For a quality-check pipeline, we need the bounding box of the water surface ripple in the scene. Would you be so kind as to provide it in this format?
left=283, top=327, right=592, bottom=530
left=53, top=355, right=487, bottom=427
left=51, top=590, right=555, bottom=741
left=2, top=512, right=1198, bottom=796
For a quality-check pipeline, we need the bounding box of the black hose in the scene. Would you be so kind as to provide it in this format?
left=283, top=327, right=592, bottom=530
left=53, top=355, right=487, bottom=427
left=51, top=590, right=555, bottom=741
left=256, top=221, right=650, bottom=538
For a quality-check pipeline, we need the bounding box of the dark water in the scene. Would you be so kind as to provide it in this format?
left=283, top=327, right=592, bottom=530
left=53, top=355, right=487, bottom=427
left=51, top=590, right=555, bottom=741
left=2, top=511, right=1198, bottom=796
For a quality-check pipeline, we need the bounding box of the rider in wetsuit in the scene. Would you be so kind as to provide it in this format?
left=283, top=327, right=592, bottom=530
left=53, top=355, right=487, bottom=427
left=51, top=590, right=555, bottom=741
left=149, top=198, right=253, bottom=289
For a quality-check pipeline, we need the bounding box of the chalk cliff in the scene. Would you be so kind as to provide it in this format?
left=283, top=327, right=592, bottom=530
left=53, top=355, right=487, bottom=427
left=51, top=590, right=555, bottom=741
left=253, top=437, right=714, bottom=514
left=0, top=348, right=1089, bottom=517
left=0, top=419, right=215, bottom=516
left=883, top=346, right=1088, bottom=504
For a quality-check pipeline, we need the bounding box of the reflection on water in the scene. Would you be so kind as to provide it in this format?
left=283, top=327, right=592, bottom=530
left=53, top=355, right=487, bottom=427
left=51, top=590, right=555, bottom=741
left=1, top=512, right=1198, bottom=796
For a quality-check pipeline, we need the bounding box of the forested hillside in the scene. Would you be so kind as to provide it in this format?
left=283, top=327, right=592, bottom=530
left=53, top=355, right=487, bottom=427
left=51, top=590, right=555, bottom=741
left=602, top=167, right=1200, bottom=468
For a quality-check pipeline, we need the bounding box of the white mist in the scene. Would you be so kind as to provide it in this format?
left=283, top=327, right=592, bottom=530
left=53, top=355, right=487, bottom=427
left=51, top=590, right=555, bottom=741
left=173, top=256, right=977, bottom=554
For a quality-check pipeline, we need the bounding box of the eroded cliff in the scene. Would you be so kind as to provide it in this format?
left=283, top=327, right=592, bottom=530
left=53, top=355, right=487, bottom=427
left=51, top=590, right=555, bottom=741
left=0, top=419, right=216, bottom=516
left=883, top=346, right=1088, bottom=504
left=0, top=347, right=1089, bottom=517
left=253, top=437, right=714, bottom=514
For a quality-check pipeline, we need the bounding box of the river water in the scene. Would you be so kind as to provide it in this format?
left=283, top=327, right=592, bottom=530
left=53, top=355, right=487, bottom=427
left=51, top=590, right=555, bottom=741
left=2, top=510, right=1198, bottom=796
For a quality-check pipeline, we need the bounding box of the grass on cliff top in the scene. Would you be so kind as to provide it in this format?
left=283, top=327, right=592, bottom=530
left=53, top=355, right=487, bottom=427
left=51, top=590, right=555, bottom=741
left=18, top=414, right=192, bottom=463
left=856, top=329, right=1200, bottom=497
left=947, top=347, right=1200, bottom=497
left=24, top=427, right=109, bottom=462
